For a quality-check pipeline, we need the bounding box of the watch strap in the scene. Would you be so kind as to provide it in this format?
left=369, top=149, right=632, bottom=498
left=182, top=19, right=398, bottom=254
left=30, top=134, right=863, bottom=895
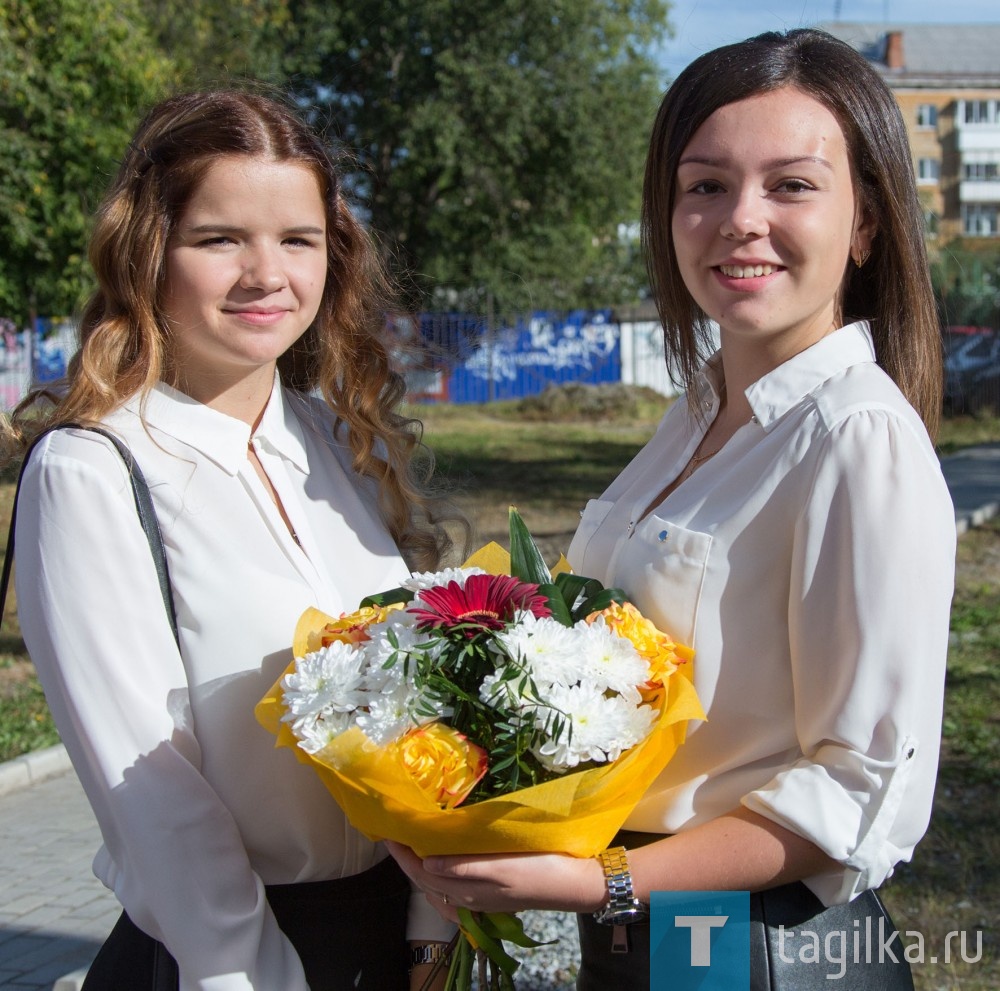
left=410, top=942, right=448, bottom=968
left=593, top=845, right=648, bottom=926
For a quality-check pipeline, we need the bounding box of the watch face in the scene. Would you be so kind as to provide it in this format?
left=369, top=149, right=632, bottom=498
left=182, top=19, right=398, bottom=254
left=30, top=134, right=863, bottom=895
left=595, top=905, right=649, bottom=926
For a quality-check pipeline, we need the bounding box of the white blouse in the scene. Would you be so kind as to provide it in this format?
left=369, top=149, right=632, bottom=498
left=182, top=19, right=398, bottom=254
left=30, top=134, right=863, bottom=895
left=568, top=322, right=956, bottom=905
left=15, top=380, right=452, bottom=990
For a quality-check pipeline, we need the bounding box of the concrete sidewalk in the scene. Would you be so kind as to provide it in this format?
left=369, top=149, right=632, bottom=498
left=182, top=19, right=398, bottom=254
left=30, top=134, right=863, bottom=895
left=1, top=444, right=998, bottom=991
left=0, top=768, right=118, bottom=990
left=942, top=442, right=1000, bottom=534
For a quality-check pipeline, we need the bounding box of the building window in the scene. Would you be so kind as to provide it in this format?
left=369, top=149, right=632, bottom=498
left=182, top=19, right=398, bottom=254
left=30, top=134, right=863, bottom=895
left=916, top=104, right=938, bottom=128
left=963, top=100, right=998, bottom=124
left=923, top=210, right=940, bottom=237
left=962, top=204, right=999, bottom=236
left=963, top=162, right=1000, bottom=181
left=917, top=158, right=940, bottom=184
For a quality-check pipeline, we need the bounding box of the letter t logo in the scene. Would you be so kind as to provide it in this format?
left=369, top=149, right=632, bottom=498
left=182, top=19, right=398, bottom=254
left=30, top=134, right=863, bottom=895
left=674, top=915, right=729, bottom=966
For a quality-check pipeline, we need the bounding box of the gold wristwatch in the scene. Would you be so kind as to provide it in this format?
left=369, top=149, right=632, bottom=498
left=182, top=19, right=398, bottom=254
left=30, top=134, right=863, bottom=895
left=593, top=846, right=649, bottom=926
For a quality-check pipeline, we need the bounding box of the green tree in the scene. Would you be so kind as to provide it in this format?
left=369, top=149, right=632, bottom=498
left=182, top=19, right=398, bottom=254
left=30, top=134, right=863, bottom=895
left=286, top=0, right=671, bottom=313
left=0, top=0, right=173, bottom=324
left=138, top=0, right=289, bottom=87
left=932, top=240, right=1000, bottom=331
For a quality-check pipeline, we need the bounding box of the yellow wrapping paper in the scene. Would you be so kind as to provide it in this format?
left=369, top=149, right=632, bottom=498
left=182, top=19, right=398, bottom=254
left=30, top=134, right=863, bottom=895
left=256, top=606, right=705, bottom=859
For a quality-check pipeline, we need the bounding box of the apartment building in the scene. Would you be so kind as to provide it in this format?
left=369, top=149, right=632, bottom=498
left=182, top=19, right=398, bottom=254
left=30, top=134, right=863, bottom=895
left=822, top=22, right=1000, bottom=241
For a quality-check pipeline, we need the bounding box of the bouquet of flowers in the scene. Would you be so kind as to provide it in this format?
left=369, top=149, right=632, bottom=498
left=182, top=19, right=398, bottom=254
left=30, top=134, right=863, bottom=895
left=257, top=509, right=703, bottom=989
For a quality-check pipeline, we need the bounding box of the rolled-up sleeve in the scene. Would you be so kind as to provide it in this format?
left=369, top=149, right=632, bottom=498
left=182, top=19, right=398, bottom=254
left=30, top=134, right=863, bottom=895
left=15, top=432, right=308, bottom=991
left=742, top=409, right=956, bottom=904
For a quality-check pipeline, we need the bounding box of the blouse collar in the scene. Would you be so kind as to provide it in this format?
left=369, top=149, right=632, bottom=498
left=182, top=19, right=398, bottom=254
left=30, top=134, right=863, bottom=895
left=690, top=321, right=877, bottom=430
left=123, top=375, right=312, bottom=476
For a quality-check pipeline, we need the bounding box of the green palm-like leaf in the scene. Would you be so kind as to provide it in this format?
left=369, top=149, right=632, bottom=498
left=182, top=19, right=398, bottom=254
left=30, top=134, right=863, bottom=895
left=508, top=507, right=551, bottom=585
left=536, top=582, right=571, bottom=625
left=576, top=586, right=628, bottom=618
left=359, top=586, right=414, bottom=608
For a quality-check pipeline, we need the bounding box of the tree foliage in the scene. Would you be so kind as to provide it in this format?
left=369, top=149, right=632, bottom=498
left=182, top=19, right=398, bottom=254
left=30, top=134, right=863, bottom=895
left=1, top=0, right=289, bottom=325
left=138, top=0, right=289, bottom=87
left=3, top=0, right=670, bottom=325
left=0, top=0, right=173, bottom=323
left=286, top=0, right=671, bottom=313
left=932, top=240, right=1000, bottom=331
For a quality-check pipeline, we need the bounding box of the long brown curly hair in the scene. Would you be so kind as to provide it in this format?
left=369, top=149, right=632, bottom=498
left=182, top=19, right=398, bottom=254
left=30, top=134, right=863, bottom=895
left=5, top=89, right=459, bottom=570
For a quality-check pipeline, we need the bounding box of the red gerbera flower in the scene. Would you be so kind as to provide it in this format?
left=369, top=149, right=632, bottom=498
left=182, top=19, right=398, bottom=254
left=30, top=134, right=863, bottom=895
left=411, top=574, right=551, bottom=636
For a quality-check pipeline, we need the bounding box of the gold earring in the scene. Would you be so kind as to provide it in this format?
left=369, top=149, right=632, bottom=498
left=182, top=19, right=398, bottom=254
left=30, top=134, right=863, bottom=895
left=852, top=246, right=871, bottom=269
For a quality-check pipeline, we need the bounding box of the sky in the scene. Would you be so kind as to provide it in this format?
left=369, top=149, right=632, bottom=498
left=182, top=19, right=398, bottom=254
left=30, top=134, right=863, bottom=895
left=655, top=0, right=1000, bottom=77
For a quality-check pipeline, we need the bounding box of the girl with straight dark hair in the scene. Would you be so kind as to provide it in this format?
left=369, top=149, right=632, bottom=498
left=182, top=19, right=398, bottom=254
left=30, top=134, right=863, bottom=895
left=389, top=29, right=955, bottom=991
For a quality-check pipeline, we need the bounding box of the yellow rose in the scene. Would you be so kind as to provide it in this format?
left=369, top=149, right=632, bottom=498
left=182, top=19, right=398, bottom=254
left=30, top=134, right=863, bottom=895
left=309, top=603, right=404, bottom=651
left=393, top=722, right=488, bottom=810
left=587, top=601, right=694, bottom=687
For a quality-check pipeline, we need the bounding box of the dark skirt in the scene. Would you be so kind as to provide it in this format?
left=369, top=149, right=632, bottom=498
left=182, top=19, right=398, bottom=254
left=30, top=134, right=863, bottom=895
left=577, top=882, right=915, bottom=991
left=577, top=830, right=914, bottom=991
left=81, top=855, right=410, bottom=991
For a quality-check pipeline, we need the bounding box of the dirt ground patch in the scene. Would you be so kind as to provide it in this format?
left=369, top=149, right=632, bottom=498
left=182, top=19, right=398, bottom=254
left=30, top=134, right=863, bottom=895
left=0, top=659, right=35, bottom=696
left=956, top=518, right=1000, bottom=588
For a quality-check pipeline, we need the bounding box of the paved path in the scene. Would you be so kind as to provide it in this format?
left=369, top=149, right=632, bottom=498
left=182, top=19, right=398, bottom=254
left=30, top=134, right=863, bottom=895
left=1, top=444, right=998, bottom=991
left=0, top=773, right=118, bottom=990
left=942, top=442, right=1000, bottom=533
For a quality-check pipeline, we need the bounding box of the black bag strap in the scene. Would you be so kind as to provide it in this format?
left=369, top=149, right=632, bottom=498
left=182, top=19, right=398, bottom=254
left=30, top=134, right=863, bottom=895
left=0, top=424, right=179, bottom=645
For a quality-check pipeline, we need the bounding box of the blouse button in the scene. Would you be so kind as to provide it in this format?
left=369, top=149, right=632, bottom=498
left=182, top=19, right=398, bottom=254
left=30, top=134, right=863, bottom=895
left=658, top=530, right=669, bottom=542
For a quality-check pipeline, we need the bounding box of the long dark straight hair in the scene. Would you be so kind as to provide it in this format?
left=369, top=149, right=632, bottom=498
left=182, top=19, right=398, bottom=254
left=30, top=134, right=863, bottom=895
left=642, top=29, right=942, bottom=435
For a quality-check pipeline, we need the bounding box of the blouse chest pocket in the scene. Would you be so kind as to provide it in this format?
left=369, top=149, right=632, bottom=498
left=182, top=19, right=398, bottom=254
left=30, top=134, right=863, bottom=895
left=567, top=499, right=616, bottom=574
left=623, top=518, right=713, bottom=648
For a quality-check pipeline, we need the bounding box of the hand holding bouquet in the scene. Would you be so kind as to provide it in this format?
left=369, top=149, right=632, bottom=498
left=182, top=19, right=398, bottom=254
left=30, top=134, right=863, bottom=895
left=257, top=509, right=703, bottom=989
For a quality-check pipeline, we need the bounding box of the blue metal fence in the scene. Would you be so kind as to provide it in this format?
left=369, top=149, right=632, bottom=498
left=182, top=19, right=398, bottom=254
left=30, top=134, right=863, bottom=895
left=398, top=310, right=620, bottom=404
left=3, top=310, right=634, bottom=409
left=0, top=317, right=77, bottom=409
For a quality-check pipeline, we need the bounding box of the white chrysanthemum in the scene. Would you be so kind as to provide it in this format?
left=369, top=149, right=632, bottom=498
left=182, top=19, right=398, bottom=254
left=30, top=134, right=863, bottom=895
left=291, top=710, right=354, bottom=754
left=493, top=611, right=582, bottom=688
left=281, top=641, right=368, bottom=722
left=357, top=644, right=450, bottom=744
left=356, top=683, right=419, bottom=745
left=573, top=617, right=649, bottom=702
left=401, top=566, right=486, bottom=592
left=367, top=604, right=422, bottom=634
left=361, top=618, right=442, bottom=673
left=479, top=669, right=543, bottom=710
left=531, top=682, right=657, bottom=770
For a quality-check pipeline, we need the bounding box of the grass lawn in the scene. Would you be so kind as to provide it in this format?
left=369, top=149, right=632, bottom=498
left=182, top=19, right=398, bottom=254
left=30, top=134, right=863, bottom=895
left=1, top=396, right=997, bottom=987
left=880, top=516, right=1000, bottom=990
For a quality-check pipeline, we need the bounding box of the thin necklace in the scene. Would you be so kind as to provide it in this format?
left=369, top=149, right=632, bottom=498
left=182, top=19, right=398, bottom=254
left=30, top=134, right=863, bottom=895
left=687, top=445, right=723, bottom=469
left=682, top=440, right=727, bottom=479
left=682, top=384, right=752, bottom=477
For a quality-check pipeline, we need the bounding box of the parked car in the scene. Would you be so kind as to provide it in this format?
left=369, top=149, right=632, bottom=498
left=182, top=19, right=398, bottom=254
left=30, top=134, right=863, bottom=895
left=962, top=363, right=1000, bottom=415
left=942, top=329, right=1000, bottom=414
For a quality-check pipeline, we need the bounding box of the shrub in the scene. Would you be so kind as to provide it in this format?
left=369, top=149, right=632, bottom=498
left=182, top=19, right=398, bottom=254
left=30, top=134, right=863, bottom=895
left=516, top=383, right=665, bottom=422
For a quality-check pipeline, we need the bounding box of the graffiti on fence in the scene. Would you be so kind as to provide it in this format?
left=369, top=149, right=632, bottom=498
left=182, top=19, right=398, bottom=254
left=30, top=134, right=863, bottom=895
left=0, top=318, right=78, bottom=410
left=398, top=310, right=620, bottom=403
left=2, top=311, right=671, bottom=411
